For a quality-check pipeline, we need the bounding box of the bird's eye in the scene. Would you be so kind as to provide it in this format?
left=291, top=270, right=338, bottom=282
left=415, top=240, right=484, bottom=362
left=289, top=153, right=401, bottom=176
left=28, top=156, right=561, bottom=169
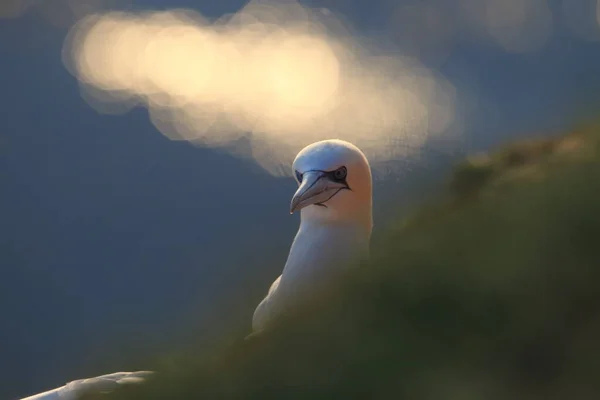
left=295, top=170, right=303, bottom=183
left=333, top=166, right=347, bottom=181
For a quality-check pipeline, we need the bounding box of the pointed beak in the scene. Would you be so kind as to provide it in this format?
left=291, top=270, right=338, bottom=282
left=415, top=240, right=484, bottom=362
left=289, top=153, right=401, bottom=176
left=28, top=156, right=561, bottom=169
left=290, top=171, right=348, bottom=214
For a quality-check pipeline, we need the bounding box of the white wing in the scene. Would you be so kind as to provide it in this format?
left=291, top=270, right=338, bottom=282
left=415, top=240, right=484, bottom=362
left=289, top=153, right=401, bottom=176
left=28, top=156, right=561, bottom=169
left=20, top=371, right=154, bottom=400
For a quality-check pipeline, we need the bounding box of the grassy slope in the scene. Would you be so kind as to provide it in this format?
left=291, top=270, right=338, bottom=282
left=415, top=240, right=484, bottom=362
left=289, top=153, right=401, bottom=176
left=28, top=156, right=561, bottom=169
left=100, top=124, right=600, bottom=399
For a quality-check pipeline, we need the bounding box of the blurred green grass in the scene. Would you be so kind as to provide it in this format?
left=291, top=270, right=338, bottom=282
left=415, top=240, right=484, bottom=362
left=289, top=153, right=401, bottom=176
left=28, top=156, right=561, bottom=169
left=99, top=124, right=600, bottom=399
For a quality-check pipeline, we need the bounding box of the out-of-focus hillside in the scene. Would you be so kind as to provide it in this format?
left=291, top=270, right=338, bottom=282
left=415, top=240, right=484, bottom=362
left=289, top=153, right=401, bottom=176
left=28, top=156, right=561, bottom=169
left=93, top=123, right=600, bottom=399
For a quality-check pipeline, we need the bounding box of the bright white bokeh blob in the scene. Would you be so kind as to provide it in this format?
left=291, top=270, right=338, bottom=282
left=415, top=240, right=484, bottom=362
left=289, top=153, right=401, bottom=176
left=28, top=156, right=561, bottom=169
left=62, top=0, right=461, bottom=175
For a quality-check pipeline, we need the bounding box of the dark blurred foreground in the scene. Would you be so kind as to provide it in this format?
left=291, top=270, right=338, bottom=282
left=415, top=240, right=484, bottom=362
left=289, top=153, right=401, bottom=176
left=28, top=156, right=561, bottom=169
left=93, top=123, right=600, bottom=399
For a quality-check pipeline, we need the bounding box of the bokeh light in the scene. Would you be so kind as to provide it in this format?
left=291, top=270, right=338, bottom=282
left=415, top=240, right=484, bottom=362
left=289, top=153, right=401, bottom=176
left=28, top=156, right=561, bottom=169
left=62, top=0, right=460, bottom=176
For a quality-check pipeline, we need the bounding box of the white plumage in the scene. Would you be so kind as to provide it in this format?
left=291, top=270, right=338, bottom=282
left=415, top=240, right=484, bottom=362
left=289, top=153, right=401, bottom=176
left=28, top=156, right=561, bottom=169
left=19, top=371, right=153, bottom=400
left=21, top=139, right=372, bottom=399
left=252, top=139, right=373, bottom=332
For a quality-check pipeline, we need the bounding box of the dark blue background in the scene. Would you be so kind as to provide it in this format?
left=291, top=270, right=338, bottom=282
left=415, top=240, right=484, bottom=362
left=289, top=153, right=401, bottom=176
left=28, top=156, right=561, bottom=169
left=3, top=1, right=600, bottom=398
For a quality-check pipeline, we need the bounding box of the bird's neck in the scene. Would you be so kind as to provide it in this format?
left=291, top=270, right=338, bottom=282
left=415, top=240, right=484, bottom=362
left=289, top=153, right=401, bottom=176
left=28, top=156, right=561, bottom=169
left=299, top=203, right=373, bottom=235
left=298, top=216, right=372, bottom=239
left=265, top=217, right=371, bottom=324
left=282, top=218, right=371, bottom=280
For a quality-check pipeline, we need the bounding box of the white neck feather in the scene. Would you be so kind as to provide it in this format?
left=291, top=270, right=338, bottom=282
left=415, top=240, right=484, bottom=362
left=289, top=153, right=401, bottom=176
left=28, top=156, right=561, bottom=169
left=278, top=217, right=371, bottom=300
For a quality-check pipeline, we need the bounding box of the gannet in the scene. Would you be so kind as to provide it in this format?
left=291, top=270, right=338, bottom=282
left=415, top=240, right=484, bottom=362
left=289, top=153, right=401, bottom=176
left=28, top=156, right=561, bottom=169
left=252, top=139, right=373, bottom=332
left=19, top=371, right=153, bottom=400
left=21, top=140, right=372, bottom=398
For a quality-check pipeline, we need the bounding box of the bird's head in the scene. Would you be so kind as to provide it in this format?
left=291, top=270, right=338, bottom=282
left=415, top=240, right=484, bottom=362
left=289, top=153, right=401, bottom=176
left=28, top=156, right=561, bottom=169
left=290, top=139, right=372, bottom=227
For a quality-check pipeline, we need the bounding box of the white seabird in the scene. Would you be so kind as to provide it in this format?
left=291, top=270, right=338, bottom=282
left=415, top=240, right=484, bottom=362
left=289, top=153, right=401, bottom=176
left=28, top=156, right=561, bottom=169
left=19, top=371, right=153, bottom=400
left=252, top=139, right=373, bottom=332
left=21, top=139, right=372, bottom=398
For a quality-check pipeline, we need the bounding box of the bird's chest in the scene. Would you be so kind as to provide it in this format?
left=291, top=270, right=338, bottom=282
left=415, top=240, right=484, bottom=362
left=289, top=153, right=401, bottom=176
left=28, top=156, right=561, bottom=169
left=277, top=225, right=368, bottom=300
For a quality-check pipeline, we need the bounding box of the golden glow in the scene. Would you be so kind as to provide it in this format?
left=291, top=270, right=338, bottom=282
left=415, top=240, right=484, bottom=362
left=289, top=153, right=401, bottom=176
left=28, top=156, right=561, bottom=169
left=62, top=0, right=460, bottom=175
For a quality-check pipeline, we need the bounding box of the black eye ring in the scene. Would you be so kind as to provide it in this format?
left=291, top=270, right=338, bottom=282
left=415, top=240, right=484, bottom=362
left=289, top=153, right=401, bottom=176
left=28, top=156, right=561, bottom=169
left=295, top=170, right=303, bottom=183
left=333, top=166, right=347, bottom=181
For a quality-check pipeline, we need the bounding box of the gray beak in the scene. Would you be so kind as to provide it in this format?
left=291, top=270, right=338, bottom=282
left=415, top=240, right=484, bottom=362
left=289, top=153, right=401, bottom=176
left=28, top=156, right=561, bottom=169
left=290, top=171, right=348, bottom=214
